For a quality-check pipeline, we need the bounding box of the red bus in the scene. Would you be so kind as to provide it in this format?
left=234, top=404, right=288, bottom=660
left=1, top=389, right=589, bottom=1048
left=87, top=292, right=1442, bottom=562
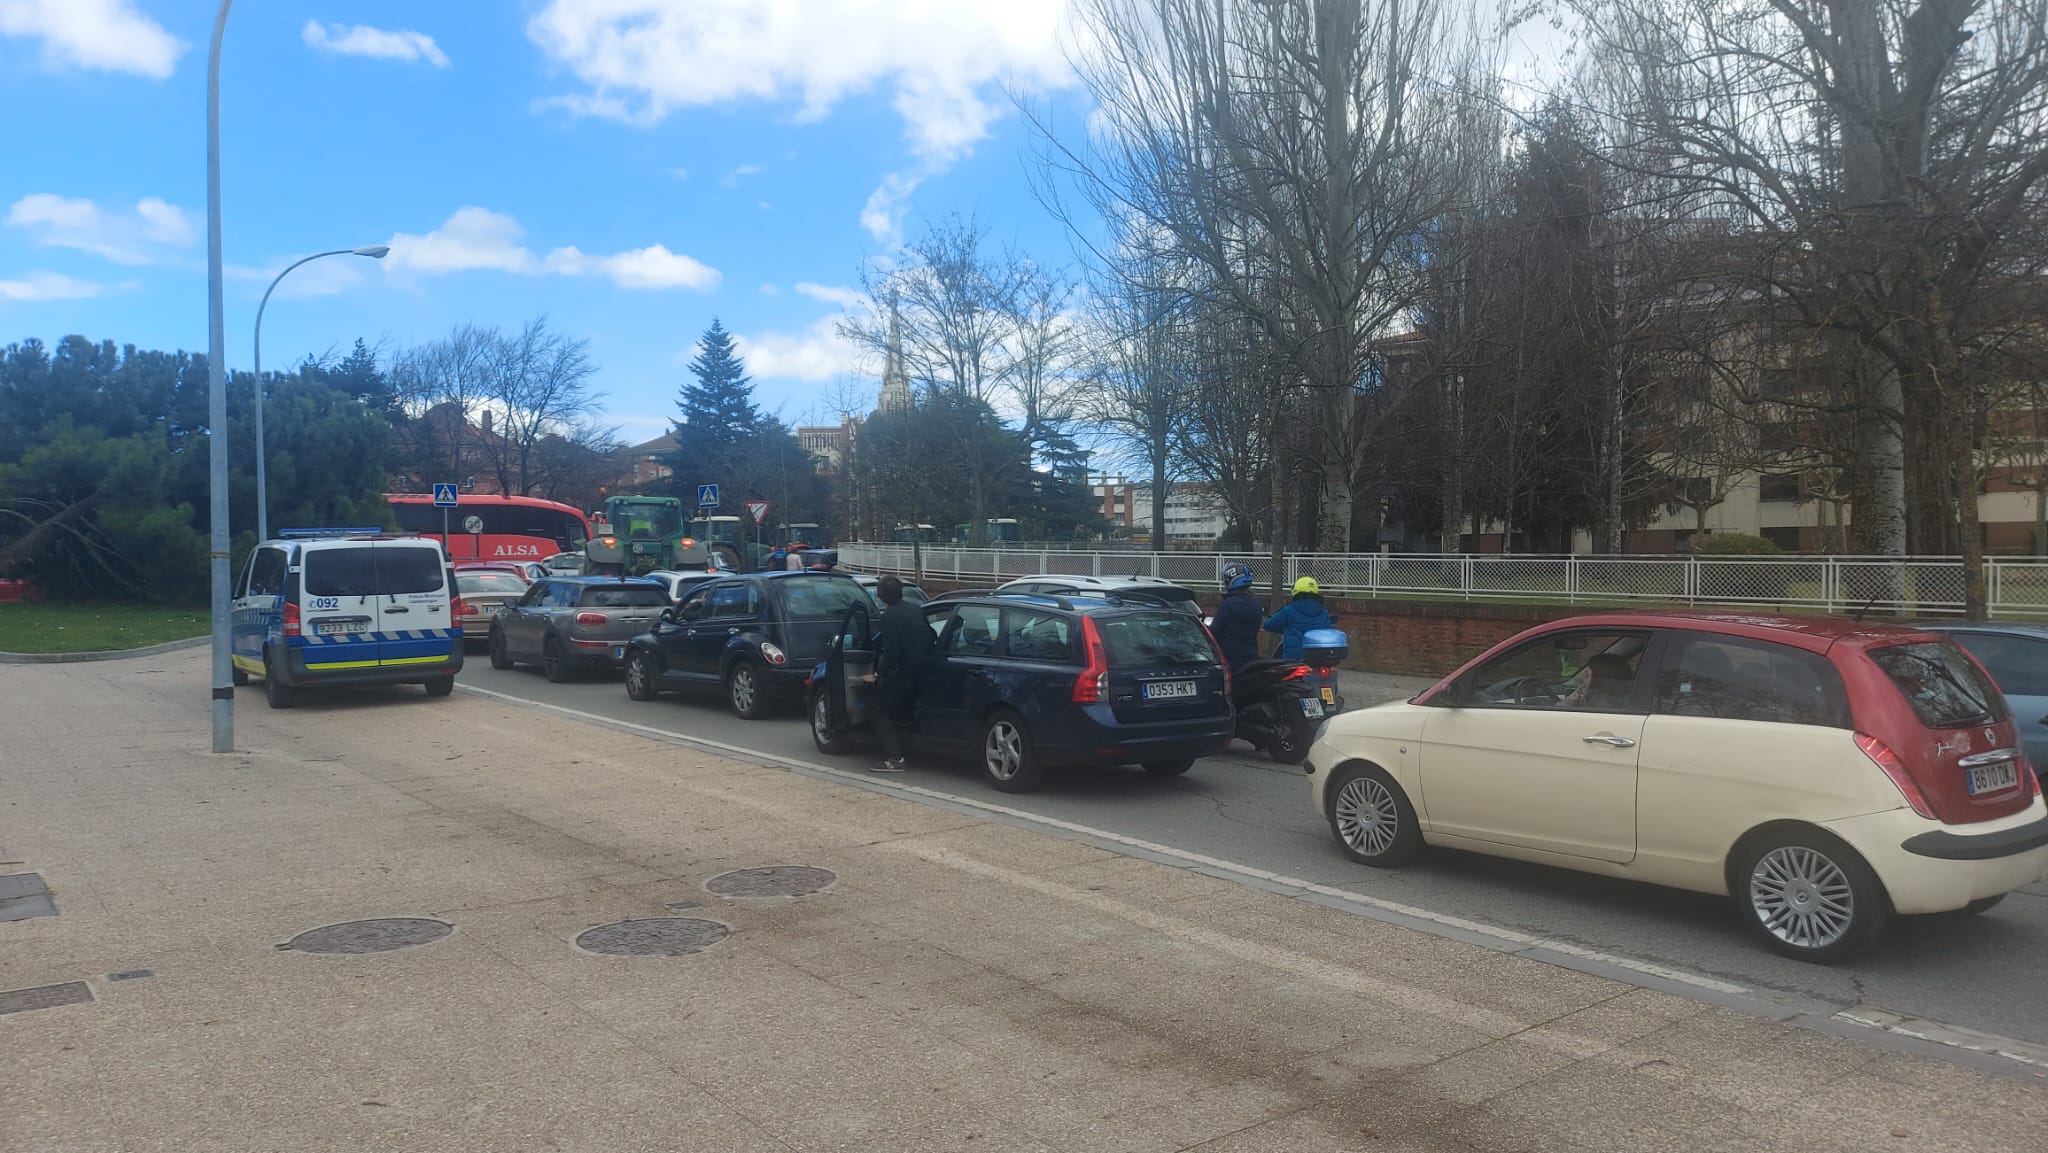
left=385, top=493, right=593, bottom=563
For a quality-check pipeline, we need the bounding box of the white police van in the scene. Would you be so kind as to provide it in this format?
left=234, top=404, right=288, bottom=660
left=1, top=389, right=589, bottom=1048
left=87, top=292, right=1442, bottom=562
left=231, top=529, right=463, bottom=708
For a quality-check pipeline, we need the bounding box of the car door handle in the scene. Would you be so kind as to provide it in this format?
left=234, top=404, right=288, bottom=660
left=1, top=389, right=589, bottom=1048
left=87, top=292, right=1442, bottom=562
left=1582, top=734, right=1635, bottom=748
left=727, top=628, right=740, bottom=635
left=385, top=606, right=409, bottom=614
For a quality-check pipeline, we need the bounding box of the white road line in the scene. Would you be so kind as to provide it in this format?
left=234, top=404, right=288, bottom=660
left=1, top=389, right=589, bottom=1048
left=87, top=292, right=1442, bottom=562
left=457, top=681, right=2048, bottom=1074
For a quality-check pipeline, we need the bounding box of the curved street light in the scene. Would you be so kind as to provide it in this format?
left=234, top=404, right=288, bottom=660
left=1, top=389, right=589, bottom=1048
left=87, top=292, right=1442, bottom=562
left=252, top=245, right=390, bottom=541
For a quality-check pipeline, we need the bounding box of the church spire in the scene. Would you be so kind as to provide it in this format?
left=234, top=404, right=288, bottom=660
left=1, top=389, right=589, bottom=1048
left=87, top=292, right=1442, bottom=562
left=877, top=296, right=912, bottom=415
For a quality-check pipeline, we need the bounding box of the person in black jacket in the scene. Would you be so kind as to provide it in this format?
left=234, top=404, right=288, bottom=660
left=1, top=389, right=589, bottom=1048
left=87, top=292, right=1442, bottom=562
left=1210, top=563, right=1262, bottom=672
left=862, top=574, right=930, bottom=772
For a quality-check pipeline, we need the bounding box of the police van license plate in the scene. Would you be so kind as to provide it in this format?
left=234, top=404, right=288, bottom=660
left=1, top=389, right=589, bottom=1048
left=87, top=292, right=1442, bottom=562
left=1967, top=761, right=2019, bottom=795
left=1144, top=680, right=1196, bottom=700
left=314, top=619, right=368, bottom=635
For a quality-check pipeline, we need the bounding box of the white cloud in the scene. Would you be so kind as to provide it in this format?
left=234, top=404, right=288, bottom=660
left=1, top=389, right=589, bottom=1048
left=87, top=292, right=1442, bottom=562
left=545, top=243, right=721, bottom=290
left=382, top=207, right=720, bottom=291
left=0, top=0, right=183, bottom=77
left=5, top=193, right=195, bottom=265
left=731, top=316, right=860, bottom=382
left=794, top=281, right=864, bottom=309
left=225, top=257, right=367, bottom=300
left=670, top=167, right=689, bottom=181
left=722, top=163, right=763, bottom=187
left=384, top=206, right=534, bottom=274
left=0, top=270, right=106, bottom=302
left=760, top=283, right=780, bottom=295
left=526, top=1, right=1076, bottom=240
left=301, top=20, right=450, bottom=67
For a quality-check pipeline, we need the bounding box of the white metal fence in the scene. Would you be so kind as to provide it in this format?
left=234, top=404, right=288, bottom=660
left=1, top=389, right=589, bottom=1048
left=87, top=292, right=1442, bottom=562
left=838, top=544, right=2048, bottom=618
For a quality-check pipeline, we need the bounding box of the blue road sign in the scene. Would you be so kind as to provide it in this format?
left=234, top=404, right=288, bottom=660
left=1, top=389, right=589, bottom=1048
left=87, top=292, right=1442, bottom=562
left=432, top=483, right=459, bottom=507
left=697, top=483, right=720, bottom=510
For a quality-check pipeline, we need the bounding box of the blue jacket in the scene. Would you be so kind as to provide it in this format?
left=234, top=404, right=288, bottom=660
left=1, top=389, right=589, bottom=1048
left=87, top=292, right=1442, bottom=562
left=1210, top=589, right=1262, bottom=671
left=1264, top=595, right=1334, bottom=660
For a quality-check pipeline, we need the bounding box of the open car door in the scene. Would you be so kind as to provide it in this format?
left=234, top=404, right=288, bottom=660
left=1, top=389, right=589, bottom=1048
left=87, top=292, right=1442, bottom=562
left=810, top=601, right=875, bottom=754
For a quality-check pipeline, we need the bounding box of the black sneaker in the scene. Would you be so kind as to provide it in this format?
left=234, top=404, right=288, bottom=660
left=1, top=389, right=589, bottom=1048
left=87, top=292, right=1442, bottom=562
left=871, top=758, right=908, bottom=774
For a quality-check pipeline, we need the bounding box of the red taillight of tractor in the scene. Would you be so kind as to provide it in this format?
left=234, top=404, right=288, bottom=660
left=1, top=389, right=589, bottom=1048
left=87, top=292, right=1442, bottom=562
left=282, top=600, right=301, bottom=637
left=576, top=612, right=608, bottom=625
left=1857, top=732, right=1935, bottom=820
left=1072, top=616, right=1110, bottom=703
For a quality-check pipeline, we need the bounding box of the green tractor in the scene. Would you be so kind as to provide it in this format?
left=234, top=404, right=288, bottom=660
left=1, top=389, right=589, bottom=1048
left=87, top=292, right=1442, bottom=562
left=585, top=495, right=730, bottom=576
left=684, top=514, right=753, bottom=571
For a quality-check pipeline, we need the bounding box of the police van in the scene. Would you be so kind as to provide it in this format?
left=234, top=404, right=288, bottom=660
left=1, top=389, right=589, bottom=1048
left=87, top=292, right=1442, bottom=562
left=231, top=529, right=463, bottom=708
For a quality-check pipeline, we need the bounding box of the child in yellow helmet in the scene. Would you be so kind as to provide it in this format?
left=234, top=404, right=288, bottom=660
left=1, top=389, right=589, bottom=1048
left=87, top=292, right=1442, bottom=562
left=1264, top=576, right=1334, bottom=660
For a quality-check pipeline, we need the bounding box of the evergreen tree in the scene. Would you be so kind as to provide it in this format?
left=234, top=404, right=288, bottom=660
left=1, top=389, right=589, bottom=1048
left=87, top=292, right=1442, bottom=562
left=668, top=319, right=764, bottom=494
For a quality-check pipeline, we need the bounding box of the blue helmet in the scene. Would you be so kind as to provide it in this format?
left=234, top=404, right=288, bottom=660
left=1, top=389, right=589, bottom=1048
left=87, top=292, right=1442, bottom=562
left=1221, top=563, right=1255, bottom=592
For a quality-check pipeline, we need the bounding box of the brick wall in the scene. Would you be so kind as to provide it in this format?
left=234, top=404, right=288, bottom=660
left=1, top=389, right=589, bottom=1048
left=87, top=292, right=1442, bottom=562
left=903, top=576, right=1586, bottom=678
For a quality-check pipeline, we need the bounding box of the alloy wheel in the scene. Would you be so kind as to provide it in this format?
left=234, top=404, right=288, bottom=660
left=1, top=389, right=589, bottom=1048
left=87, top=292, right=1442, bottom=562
left=812, top=692, right=832, bottom=742
left=984, top=720, right=1024, bottom=782
left=1333, top=775, right=1401, bottom=859
left=1749, top=845, right=1855, bottom=951
left=731, top=666, right=757, bottom=713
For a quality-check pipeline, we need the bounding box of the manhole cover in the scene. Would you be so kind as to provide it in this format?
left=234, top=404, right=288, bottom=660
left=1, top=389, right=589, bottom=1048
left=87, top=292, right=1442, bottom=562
left=0, top=981, right=93, bottom=1015
left=575, top=918, right=729, bottom=956
left=705, top=866, right=837, bottom=899
left=282, top=918, right=452, bottom=955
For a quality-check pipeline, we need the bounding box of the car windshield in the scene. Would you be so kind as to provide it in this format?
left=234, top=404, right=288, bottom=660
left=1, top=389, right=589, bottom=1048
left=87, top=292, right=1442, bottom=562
left=581, top=585, right=670, bottom=608
left=1096, top=613, right=1216, bottom=668
left=778, top=577, right=871, bottom=619
left=458, top=572, right=527, bottom=596
left=1869, top=641, right=2008, bottom=728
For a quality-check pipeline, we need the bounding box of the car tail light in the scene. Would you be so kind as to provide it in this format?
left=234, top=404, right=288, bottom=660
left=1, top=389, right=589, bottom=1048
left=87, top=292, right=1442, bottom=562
left=1315, top=666, right=1335, bottom=678
left=1072, top=616, right=1109, bottom=703
left=1281, top=665, right=1310, bottom=680
left=2024, top=757, right=2042, bottom=801
left=761, top=641, right=787, bottom=666
left=1857, top=732, right=1936, bottom=819
left=283, top=600, right=301, bottom=637
left=451, top=596, right=468, bottom=621
left=576, top=612, right=608, bottom=625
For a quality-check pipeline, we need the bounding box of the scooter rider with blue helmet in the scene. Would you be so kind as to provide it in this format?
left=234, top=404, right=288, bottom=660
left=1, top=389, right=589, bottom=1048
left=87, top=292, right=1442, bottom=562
left=1211, top=562, right=1262, bottom=671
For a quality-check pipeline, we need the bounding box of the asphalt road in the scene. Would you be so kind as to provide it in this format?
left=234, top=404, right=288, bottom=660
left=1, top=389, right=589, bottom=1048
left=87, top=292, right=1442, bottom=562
left=447, top=654, right=2048, bottom=1052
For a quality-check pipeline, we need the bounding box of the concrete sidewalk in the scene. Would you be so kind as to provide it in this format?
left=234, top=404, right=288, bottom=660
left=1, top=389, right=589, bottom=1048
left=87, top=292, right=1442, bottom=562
left=2, top=652, right=2043, bottom=1152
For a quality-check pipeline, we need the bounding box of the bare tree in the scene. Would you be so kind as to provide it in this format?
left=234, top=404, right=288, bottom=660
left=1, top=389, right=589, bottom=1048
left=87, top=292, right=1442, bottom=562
left=479, top=316, right=603, bottom=498
left=1575, top=0, right=2048, bottom=615
left=1048, top=0, right=1482, bottom=550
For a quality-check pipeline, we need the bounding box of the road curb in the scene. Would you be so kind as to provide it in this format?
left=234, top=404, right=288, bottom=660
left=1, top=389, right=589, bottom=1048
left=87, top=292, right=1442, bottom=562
left=0, top=635, right=209, bottom=665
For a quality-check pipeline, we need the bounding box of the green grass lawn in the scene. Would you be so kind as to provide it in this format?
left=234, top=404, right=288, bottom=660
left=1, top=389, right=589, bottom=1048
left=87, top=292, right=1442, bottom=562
left=0, top=602, right=210, bottom=654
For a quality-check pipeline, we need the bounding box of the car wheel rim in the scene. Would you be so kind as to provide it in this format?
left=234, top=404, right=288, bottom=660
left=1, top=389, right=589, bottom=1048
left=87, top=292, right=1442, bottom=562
left=813, top=694, right=831, bottom=741
left=733, top=669, right=756, bottom=711
left=627, top=657, right=646, bottom=694
left=985, top=722, right=1022, bottom=781
left=1334, top=776, right=1400, bottom=858
left=1750, top=845, right=1854, bottom=950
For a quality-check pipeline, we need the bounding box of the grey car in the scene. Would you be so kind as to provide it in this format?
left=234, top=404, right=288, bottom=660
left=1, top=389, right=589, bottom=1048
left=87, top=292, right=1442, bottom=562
left=1917, top=621, right=2048, bottom=769
left=487, top=576, right=670, bottom=683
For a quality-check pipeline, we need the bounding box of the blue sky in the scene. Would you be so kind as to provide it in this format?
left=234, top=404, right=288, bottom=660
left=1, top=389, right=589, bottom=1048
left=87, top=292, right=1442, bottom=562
left=0, top=1, right=1094, bottom=447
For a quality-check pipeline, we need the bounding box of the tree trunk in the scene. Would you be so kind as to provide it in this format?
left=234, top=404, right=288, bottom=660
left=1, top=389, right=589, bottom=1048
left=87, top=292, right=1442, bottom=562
left=0, top=493, right=101, bottom=574
left=1150, top=451, right=1167, bottom=554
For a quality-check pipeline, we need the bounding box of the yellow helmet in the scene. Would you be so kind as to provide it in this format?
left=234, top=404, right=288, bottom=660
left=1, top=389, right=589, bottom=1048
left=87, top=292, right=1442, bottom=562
left=1293, top=576, right=1321, bottom=596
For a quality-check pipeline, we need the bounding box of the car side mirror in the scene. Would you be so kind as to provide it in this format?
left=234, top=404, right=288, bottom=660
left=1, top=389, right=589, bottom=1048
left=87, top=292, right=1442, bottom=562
left=659, top=607, right=677, bottom=624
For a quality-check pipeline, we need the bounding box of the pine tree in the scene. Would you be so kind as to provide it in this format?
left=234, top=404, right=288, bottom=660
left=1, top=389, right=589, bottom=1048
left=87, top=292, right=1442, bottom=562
left=677, top=319, right=761, bottom=447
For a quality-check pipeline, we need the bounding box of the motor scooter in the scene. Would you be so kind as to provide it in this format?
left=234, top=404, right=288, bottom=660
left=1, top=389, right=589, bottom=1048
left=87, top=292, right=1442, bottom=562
left=1228, top=628, right=1348, bottom=764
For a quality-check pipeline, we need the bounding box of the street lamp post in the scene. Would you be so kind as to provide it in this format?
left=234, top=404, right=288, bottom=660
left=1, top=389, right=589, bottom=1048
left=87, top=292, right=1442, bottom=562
left=206, top=0, right=235, bottom=752
left=252, top=246, right=389, bottom=542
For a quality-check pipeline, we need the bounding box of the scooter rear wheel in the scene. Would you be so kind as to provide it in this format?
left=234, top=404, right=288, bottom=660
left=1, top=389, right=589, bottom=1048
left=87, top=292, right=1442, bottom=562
left=1267, top=717, right=1315, bottom=764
